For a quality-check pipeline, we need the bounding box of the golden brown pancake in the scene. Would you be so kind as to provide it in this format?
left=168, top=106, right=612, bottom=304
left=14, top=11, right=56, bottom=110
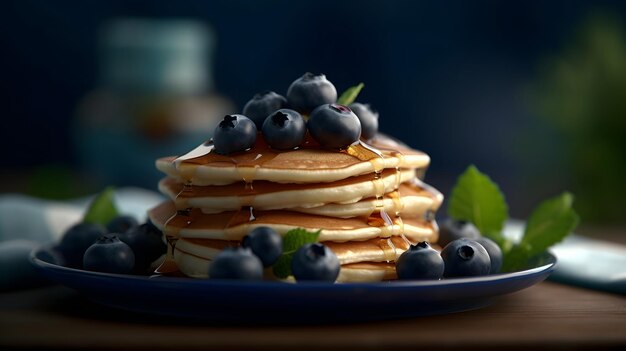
left=158, top=168, right=424, bottom=213
left=149, top=201, right=438, bottom=243
left=156, top=135, right=430, bottom=186
left=174, top=236, right=412, bottom=265
left=172, top=244, right=401, bottom=282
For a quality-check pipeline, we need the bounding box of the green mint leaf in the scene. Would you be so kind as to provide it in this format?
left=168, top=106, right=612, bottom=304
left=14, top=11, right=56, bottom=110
left=337, top=83, right=364, bottom=105
left=272, top=228, right=321, bottom=279
left=504, top=192, right=579, bottom=271
left=82, top=187, right=119, bottom=226
left=523, top=192, right=579, bottom=254
left=448, top=165, right=509, bottom=240
left=501, top=244, right=532, bottom=272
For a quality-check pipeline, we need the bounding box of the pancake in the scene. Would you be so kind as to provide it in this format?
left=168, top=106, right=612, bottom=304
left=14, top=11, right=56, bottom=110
left=156, top=135, right=430, bottom=186
left=158, top=168, right=418, bottom=213
left=172, top=242, right=403, bottom=282
left=286, top=180, right=442, bottom=218
left=173, top=247, right=400, bottom=282
left=174, top=236, right=412, bottom=265
left=149, top=201, right=438, bottom=243
left=337, top=262, right=398, bottom=282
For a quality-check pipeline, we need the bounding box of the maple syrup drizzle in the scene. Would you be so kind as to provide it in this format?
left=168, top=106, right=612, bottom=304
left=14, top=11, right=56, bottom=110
left=342, top=140, right=407, bottom=261
left=155, top=179, right=193, bottom=274
left=158, top=136, right=283, bottom=273
left=156, top=137, right=206, bottom=273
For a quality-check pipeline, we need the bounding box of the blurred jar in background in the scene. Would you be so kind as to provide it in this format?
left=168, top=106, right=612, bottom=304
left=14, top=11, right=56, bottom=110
left=74, top=18, right=234, bottom=189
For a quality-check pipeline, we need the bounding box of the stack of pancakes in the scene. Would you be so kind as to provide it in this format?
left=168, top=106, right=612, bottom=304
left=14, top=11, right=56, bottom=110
left=148, top=134, right=443, bottom=282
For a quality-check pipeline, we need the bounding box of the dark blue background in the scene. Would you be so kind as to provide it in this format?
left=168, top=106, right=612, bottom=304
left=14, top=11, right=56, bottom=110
left=2, top=0, right=625, bottom=217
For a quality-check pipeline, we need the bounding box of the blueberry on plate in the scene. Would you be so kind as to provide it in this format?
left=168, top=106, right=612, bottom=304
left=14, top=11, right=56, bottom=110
left=286, top=73, right=337, bottom=114
left=83, top=234, right=135, bottom=274
left=291, top=243, right=340, bottom=282
left=307, top=104, right=362, bottom=149
left=348, top=102, right=379, bottom=140
left=106, top=215, right=138, bottom=234
left=119, top=222, right=167, bottom=273
left=213, top=114, right=257, bottom=154
left=475, top=237, right=503, bottom=274
left=262, top=109, right=306, bottom=150
left=58, top=222, right=107, bottom=268
left=441, top=239, right=491, bottom=278
left=209, top=247, right=263, bottom=280
left=242, top=226, right=283, bottom=267
left=396, top=242, right=444, bottom=280
left=243, top=91, right=288, bottom=129
left=437, top=218, right=481, bottom=247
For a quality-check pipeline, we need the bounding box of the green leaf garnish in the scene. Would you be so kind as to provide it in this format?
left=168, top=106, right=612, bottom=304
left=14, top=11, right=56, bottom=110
left=272, top=228, right=321, bottom=279
left=448, top=165, right=509, bottom=239
left=503, top=192, right=579, bottom=271
left=82, top=186, right=119, bottom=226
left=337, top=83, right=364, bottom=106
left=447, top=165, right=579, bottom=272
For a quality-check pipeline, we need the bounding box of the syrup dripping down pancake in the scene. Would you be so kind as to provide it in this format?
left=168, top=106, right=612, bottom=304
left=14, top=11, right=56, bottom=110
left=293, top=179, right=443, bottom=218
left=159, top=175, right=442, bottom=218
left=158, top=168, right=422, bottom=213
left=156, top=135, right=430, bottom=186
left=149, top=201, right=437, bottom=243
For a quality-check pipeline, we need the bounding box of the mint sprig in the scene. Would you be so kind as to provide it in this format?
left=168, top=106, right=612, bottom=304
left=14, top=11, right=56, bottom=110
left=272, top=228, right=321, bottom=278
left=337, top=83, right=364, bottom=106
left=82, top=186, right=119, bottom=226
left=447, top=165, right=579, bottom=272
left=503, top=192, right=580, bottom=271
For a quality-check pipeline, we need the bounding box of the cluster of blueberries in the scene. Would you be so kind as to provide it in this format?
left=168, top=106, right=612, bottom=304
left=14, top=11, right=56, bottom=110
left=50, top=216, right=501, bottom=281
left=396, top=219, right=503, bottom=280
left=210, top=227, right=340, bottom=282
left=47, top=216, right=166, bottom=274
left=213, top=72, right=379, bottom=154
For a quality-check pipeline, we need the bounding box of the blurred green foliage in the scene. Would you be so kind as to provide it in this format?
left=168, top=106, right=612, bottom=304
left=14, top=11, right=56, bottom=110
left=533, top=14, right=626, bottom=223
left=26, top=165, right=91, bottom=200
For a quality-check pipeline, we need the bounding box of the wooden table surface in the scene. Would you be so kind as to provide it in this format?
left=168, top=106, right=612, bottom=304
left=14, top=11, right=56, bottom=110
left=1, top=280, right=624, bottom=350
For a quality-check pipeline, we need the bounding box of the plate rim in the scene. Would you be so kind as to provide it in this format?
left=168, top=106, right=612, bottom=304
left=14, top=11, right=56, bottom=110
left=29, top=246, right=557, bottom=321
left=29, top=246, right=557, bottom=290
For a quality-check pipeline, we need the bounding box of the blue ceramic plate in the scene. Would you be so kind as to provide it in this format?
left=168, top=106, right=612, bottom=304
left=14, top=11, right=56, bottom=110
left=30, top=247, right=556, bottom=323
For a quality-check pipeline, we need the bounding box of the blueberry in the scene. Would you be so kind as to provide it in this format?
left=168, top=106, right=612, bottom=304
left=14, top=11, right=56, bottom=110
left=441, top=239, right=491, bottom=278
left=475, top=237, right=503, bottom=274
left=286, top=73, right=337, bottom=114
left=119, top=222, right=167, bottom=273
left=437, top=218, right=481, bottom=247
left=83, top=234, right=135, bottom=274
left=58, top=222, right=107, bottom=268
left=243, top=91, right=288, bottom=129
left=106, top=215, right=138, bottom=234
left=396, top=242, right=444, bottom=280
left=348, top=103, right=379, bottom=140
left=307, top=104, right=362, bottom=149
left=291, top=243, right=340, bottom=282
left=209, top=247, right=263, bottom=280
left=213, top=114, right=257, bottom=154
left=261, top=109, right=306, bottom=150
left=242, top=227, right=283, bottom=267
